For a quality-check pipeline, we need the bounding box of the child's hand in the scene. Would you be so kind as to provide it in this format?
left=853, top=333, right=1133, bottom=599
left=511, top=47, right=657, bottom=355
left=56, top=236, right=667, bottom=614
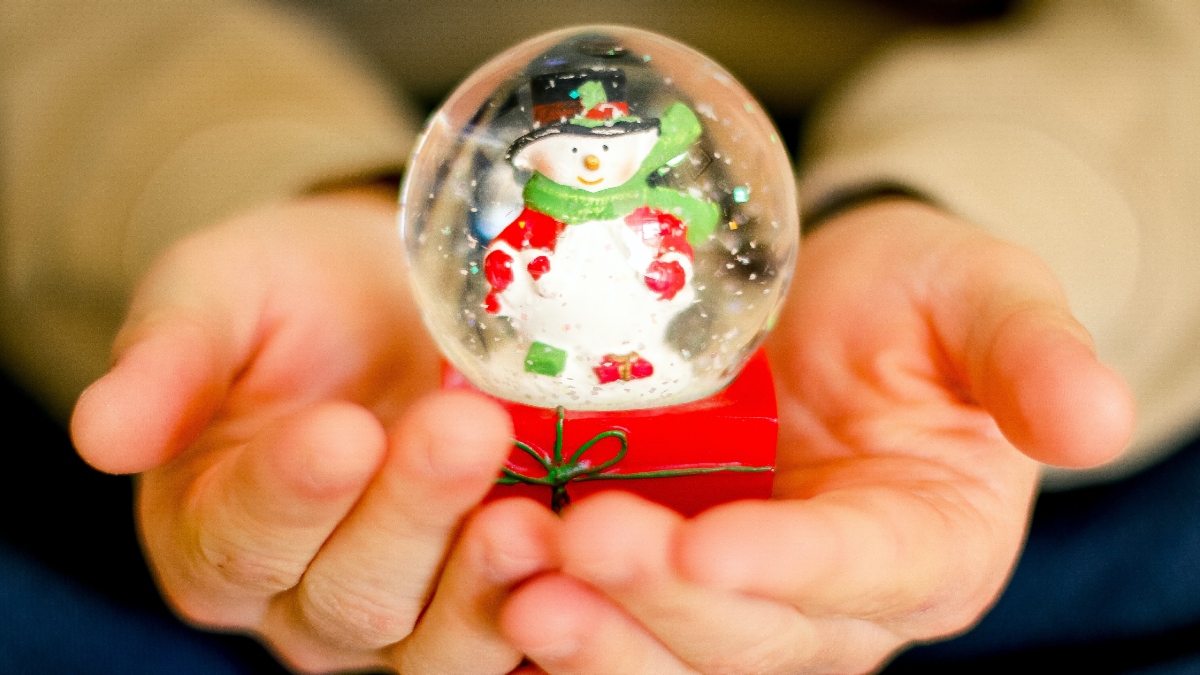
left=70, top=188, right=558, bottom=673
left=498, top=198, right=1136, bottom=674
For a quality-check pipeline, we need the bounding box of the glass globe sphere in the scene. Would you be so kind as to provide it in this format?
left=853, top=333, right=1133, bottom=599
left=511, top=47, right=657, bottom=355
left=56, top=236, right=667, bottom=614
left=399, top=25, right=799, bottom=411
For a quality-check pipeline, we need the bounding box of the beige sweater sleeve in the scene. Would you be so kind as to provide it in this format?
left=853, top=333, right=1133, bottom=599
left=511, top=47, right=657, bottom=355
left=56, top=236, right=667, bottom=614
left=799, top=0, right=1200, bottom=488
left=0, top=0, right=419, bottom=418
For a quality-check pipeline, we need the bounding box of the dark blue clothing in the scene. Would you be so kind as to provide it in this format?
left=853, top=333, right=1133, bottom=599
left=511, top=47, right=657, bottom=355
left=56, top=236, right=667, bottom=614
left=0, top=542, right=253, bottom=675
left=0, top=372, right=290, bottom=675
left=886, top=432, right=1200, bottom=674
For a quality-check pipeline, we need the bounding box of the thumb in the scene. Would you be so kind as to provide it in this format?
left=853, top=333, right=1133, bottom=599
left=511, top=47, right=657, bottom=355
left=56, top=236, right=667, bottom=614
left=935, top=238, right=1135, bottom=468
left=70, top=228, right=264, bottom=474
left=71, top=316, right=228, bottom=474
left=70, top=190, right=406, bottom=475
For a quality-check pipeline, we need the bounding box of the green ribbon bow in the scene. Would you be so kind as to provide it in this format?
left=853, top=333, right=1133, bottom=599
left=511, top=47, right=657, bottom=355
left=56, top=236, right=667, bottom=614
left=496, top=407, right=772, bottom=513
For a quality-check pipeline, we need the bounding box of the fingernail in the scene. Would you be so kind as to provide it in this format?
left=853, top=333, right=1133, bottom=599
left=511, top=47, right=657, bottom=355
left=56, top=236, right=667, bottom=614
left=406, top=394, right=510, bottom=480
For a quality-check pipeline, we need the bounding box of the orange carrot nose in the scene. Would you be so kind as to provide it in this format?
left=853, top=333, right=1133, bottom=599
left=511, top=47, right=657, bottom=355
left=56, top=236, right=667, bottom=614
left=583, top=154, right=600, bottom=171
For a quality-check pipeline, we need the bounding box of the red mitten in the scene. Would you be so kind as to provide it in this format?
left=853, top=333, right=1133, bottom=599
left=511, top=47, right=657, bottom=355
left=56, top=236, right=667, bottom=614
left=483, top=249, right=514, bottom=314
left=625, top=207, right=693, bottom=259
left=485, top=249, right=514, bottom=290
left=527, top=255, right=550, bottom=280
left=644, top=259, right=686, bottom=300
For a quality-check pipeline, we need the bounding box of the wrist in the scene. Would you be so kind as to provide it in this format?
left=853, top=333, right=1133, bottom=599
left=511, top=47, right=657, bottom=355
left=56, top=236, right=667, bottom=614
left=801, top=183, right=932, bottom=235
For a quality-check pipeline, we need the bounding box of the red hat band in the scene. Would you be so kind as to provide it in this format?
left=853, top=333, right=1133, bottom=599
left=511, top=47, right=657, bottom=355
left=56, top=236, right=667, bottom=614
left=531, top=100, right=630, bottom=127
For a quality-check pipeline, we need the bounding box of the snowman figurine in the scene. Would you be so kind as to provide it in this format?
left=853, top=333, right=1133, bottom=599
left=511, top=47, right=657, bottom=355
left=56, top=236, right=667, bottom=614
left=482, top=68, right=718, bottom=407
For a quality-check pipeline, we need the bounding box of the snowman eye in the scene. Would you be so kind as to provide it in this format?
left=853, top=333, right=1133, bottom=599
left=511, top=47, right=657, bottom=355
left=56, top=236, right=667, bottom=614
left=602, top=145, right=609, bottom=151
left=572, top=147, right=577, bottom=153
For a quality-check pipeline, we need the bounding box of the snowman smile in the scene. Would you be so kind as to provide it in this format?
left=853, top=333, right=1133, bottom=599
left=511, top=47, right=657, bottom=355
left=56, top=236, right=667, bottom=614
left=577, top=176, right=604, bottom=186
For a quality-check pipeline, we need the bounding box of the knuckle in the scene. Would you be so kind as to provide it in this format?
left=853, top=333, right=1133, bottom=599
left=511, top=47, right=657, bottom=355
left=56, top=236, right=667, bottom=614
left=194, top=527, right=308, bottom=595
left=299, top=576, right=419, bottom=651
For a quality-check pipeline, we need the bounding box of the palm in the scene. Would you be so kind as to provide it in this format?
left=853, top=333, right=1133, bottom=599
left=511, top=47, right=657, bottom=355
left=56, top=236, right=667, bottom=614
left=765, top=204, right=1044, bottom=639
left=162, top=195, right=438, bottom=449
left=73, top=191, right=544, bottom=674
left=499, top=200, right=1136, bottom=675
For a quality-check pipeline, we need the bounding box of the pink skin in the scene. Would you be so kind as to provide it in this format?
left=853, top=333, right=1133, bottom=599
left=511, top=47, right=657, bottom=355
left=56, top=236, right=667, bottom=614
left=499, top=199, right=1135, bottom=675
left=71, top=188, right=563, bottom=674
left=71, top=193, right=1132, bottom=674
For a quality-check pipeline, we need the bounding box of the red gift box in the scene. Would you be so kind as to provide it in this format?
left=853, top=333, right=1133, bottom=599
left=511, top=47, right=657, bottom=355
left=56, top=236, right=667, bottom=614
left=443, top=349, right=777, bottom=517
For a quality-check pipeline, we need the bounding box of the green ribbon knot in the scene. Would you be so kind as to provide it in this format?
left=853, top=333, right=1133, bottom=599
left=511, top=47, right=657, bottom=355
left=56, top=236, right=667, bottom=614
left=496, top=407, right=773, bottom=513
left=497, top=407, right=628, bottom=512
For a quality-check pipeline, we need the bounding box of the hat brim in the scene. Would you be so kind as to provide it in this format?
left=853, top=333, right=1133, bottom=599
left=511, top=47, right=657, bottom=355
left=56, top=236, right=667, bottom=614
left=506, top=119, right=660, bottom=162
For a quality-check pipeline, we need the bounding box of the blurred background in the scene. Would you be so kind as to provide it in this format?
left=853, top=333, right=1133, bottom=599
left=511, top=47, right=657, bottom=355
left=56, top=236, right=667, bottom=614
left=37, top=1, right=1193, bottom=673
left=281, top=0, right=1014, bottom=157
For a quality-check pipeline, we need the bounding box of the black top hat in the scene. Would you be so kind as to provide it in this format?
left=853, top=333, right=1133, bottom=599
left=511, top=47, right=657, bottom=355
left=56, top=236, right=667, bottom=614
left=506, top=68, right=659, bottom=161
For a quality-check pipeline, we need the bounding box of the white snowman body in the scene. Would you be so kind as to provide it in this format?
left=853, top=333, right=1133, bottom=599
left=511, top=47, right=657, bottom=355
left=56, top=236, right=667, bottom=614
left=481, top=129, right=699, bottom=408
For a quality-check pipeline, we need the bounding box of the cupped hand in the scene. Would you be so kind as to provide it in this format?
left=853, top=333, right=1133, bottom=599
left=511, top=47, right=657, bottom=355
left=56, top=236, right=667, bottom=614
left=499, top=198, right=1136, bottom=674
left=70, top=189, right=559, bottom=673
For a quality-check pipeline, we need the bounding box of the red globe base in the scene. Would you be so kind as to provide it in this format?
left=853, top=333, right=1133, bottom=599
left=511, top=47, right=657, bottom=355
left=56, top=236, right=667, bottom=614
left=442, top=349, right=778, bottom=517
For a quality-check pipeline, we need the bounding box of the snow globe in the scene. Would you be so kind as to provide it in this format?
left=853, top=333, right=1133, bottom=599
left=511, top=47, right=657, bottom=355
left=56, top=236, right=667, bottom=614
left=399, top=26, right=798, bottom=514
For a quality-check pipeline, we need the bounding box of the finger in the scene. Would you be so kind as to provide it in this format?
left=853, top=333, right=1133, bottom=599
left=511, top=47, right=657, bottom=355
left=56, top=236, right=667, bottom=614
left=71, top=316, right=229, bottom=474
left=926, top=225, right=1135, bottom=467
left=70, top=191, right=417, bottom=475
left=256, top=499, right=557, bottom=675
left=967, top=301, right=1134, bottom=467
left=69, top=224, right=269, bottom=475
left=291, top=390, right=513, bottom=651
left=502, top=574, right=697, bottom=675
left=559, top=492, right=823, bottom=674
left=389, top=498, right=560, bottom=674
left=144, top=402, right=386, bottom=627
left=675, top=489, right=1016, bottom=639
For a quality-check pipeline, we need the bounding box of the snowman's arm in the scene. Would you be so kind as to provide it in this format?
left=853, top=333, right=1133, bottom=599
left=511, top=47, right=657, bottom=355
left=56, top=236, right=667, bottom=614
left=625, top=207, right=696, bottom=301
left=482, top=208, right=566, bottom=313
left=646, top=187, right=719, bottom=246
left=491, top=207, right=567, bottom=252
left=646, top=224, right=694, bottom=299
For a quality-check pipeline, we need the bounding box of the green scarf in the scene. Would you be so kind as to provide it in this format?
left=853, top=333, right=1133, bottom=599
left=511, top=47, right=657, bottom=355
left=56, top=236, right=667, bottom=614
left=521, top=102, right=720, bottom=247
